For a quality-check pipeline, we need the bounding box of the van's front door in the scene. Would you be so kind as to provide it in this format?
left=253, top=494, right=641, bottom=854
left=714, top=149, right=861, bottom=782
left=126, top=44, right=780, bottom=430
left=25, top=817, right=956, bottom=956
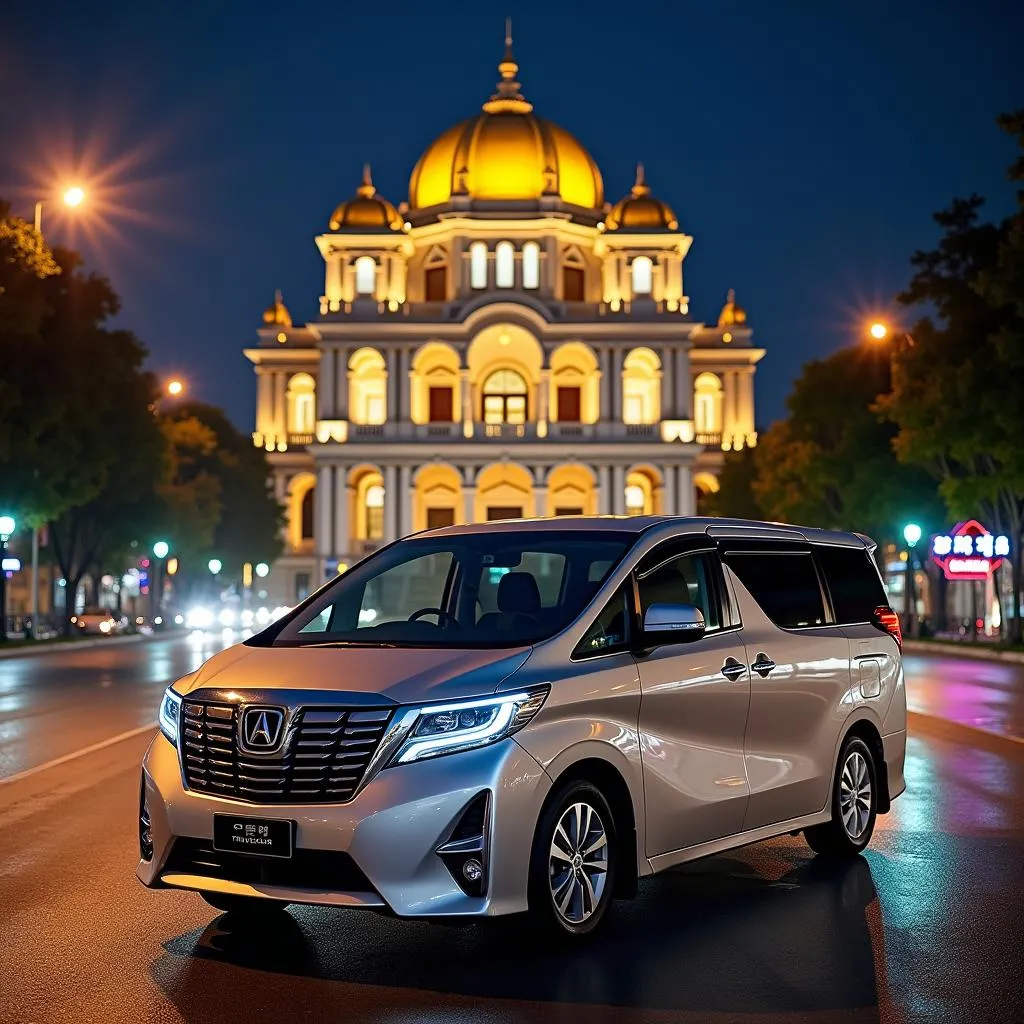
left=634, top=545, right=751, bottom=859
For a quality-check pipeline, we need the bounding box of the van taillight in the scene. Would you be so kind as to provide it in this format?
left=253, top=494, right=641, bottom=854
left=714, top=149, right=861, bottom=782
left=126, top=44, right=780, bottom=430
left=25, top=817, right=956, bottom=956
left=872, top=606, right=902, bottom=648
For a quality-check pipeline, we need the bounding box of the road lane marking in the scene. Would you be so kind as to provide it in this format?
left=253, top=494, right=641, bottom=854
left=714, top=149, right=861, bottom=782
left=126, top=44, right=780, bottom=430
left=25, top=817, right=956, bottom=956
left=0, top=723, right=156, bottom=787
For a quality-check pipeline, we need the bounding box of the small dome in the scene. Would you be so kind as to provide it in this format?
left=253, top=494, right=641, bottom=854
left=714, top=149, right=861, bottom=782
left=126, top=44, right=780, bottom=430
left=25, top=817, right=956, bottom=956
left=329, top=165, right=404, bottom=232
left=262, top=289, right=292, bottom=327
left=717, top=288, right=748, bottom=327
left=605, top=164, right=679, bottom=231
left=408, top=26, right=603, bottom=211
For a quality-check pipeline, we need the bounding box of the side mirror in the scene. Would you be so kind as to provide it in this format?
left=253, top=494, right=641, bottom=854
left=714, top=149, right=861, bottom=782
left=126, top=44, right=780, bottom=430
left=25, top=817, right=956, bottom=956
left=642, top=603, right=706, bottom=644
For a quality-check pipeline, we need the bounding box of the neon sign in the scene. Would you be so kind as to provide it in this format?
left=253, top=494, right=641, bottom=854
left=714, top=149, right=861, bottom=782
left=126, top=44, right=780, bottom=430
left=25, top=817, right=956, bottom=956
left=931, top=520, right=1010, bottom=581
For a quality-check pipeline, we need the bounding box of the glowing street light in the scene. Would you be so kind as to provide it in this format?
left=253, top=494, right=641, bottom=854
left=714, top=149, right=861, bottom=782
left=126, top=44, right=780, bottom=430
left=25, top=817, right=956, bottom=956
left=208, top=558, right=223, bottom=576
left=254, top=562, right=270, bottom=578
left=0, top=515, right=15, bottom=646
left=152, top=540, right=170, bottom=560
left=63, top=185, right=86, bottom=208
left=869, top=322, right=889, bottom=341
left=903, top=523, right=922, bottom=548
left=0, top=516, right=15, bottom=540
left=166, top=378, right=185, bottom=398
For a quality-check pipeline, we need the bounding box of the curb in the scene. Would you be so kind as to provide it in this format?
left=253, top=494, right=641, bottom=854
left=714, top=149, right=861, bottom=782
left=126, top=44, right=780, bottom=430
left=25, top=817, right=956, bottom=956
left=902, top=639, right=1024, bottom=665
left=907, top=709, right=1024, bottom=754
left=0, top=632, right=152, bottom=661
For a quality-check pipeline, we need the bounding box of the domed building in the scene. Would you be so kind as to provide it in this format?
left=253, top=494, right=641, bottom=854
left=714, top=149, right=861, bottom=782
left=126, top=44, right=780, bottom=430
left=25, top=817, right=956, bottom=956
left=245, top=30, right=765, bottom=601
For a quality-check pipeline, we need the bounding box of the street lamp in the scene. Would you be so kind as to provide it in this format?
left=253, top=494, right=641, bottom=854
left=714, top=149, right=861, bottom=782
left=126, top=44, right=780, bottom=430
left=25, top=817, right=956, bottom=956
left=902, top=522, right=922, bottom=640
left=208, top=558, right=223, bottom=576
left=0, top=515, right=16, bottom=645
left=869, top=322, right=889, bottom=341
left=165, top=378, right=185, bottom=398
left=150, top=541, right=170, bottom=623
left=255, top=562, right=270, bottom=578
left=152, top=540, right=170, bottom=560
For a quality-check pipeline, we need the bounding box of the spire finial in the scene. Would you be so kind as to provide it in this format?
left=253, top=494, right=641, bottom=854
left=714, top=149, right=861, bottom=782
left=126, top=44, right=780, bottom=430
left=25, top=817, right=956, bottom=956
left=727, top=287, right=736, bottom=303
left=274, top=288, right=283, bottom=305
left=631, top=162, right=650, bottom=197
left=483, top=17, right=533, bottom=112
left=357, top=163, right=376, bottom=198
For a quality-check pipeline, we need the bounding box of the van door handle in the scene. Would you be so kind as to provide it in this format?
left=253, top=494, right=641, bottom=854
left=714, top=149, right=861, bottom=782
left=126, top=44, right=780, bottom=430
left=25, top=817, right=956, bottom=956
left=721, top=658, right=746, bottom=681
left=751, top=654, right=776, bottom=677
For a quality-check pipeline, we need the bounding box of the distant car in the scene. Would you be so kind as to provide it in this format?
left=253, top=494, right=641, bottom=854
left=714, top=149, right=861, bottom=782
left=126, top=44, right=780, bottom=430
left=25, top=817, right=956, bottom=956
left=138, top=516, right=906, bottom=938
left=72, top=608, right=121, bottom=636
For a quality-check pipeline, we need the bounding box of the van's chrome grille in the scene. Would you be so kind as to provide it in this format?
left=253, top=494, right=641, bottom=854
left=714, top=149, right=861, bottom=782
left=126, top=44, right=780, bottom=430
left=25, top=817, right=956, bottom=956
left=180, top=701, right=392, bottom=804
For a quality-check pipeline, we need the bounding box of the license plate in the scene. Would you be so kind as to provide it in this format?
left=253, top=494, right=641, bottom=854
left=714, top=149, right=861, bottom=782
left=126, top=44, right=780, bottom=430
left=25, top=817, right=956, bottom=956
left=213, top=814, right=294, bottom=859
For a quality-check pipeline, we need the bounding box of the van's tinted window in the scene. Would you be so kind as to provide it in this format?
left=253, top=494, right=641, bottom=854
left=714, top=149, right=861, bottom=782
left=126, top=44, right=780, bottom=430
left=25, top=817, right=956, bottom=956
left=815, top=545, right=887, bottom=623
left=725, top=552, right=826, bottom=628
left=574, top=585, right=632, bottom=658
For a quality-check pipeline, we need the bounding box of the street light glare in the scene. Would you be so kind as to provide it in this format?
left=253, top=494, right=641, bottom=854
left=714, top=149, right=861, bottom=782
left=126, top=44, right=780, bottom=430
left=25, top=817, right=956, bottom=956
left=903, top=523, right=923, bottom=547
left=166, top=379, right=185, bottom=397
left=869, top=322, right=889, bottom=341
left=63, top=186, right=86, bottom=207
left=208, top=558, right=223, bottom=575
left=152, top=541, right=170, bottom=560
left=0, top=515, right=15, bottom=538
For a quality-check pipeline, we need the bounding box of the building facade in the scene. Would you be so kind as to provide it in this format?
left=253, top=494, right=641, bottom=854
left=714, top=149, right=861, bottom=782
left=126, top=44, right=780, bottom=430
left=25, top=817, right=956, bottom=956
left=246, top=38, right=764, bottom=606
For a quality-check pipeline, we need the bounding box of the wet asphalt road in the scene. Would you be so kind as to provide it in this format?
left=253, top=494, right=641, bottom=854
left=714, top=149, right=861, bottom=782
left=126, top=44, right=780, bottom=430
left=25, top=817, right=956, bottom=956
left=0, top=637, right=1022, bottom=1023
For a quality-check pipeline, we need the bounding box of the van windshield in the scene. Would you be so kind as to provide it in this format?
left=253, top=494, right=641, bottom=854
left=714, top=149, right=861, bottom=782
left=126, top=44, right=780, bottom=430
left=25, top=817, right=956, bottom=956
left=267, top=530, right=632, bottom=649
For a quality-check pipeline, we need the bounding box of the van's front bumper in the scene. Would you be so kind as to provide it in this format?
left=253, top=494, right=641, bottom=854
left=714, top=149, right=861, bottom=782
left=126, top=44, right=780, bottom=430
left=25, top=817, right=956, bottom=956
left=137, top=732, right=551, bottom=917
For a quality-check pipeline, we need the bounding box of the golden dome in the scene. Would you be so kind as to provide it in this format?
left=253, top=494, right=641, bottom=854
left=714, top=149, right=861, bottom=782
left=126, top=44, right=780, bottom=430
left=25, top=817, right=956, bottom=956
left=408, top=26, right=603, bottom=211
left=605, top=164, right=679, bottom=231
left=262, top=289, right=292, bottom=327
left=718, top=288, right=748, bottom=327
left=329, top=165, right=404, bottom=231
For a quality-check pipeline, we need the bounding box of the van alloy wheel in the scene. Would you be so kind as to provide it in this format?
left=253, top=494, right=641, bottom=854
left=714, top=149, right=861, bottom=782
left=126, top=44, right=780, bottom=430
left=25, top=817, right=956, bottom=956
left=548, top=801, right=609, bottom=925
left=839, top=750, right=872, bottom=840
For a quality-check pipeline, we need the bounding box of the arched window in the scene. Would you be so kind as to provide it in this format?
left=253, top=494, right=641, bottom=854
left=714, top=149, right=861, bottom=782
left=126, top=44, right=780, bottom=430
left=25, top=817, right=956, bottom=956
left=694, top=372, right=723, bottom=437
left=300, top=486, right=315, bottom=539
left=470, top=242, right=488, bottom=289
left=522, top=241, right=540, bottom=289
left=622, top=348, right=661, bottom=424
left=495, top=241, right=515, bottom=288
left=624, top=484, right=646, bottom=516
left=354, top=256, right=377, bottom=296
left=631, top=256, right=653, bottom=295
left=287, top=372, right=316, bottom=434
left=365, top=483, right=385, bottom=540
left=482, top=368, right=528, bottom=425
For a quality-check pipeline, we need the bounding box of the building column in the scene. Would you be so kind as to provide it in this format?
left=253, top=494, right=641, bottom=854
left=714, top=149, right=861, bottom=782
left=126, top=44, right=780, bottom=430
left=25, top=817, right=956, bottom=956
left=661, top=348, right=675, bottom=420
left=598, top=346, right=611, bottom=420
left=460, top=369, right=473, bottom=437
left=597, top=464, right=611, bottom=514
left=336, top=348, right=350, bottom=421
left=676, top=465, right=695, bottom=516
left=398, top=463, right=413, bottom=537
left=537, top=369, right=550, bottom=436
left=741, top=369, right=755, bottom=438
left=386, top=348, right=399, bottom=422
left=724, top=371, right=738, bottom=444
left=383, top=464, right=399, bottom=541
left=333, top=465, right=349, bottom=563
left=318, top=349, right=335, bottom=422
left=662, top=464, right=677, bottom=515
left=315, top=464, right=335, bottom=566
left=611, top=348, right=624, bottom=422
left=397, top=346, right=410, bottom=422
left=257, top=371, right=272, bottom=437
left=535, top=483, right=549, bottom=518
left=274, top=371, right=287, bottom=440
left=463, top=484, right=477, bottom=525
left=675, top=345, right=690, bottom=419
left=611, top=464, right=626, bottom=515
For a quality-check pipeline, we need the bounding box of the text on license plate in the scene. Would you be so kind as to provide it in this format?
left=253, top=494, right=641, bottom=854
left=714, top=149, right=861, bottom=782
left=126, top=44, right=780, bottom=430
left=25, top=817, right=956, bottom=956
left=213, top=814, right=294, bottom=858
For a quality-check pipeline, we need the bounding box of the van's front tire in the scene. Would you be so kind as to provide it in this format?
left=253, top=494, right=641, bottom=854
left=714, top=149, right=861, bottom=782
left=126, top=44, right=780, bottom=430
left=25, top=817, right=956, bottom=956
left=200, top=892, right=290, bottom=918
left=805, top=735, right=878, bottom=857
left=527, top=780, right=617, bottom=938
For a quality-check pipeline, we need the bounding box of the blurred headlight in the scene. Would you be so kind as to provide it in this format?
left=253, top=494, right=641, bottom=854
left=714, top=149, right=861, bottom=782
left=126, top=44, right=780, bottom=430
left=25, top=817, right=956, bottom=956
left=158, top=687, right=182, bottom=745
left=218, top=607, right=237, bottom=628
left=186, top=607, right=213, bottom=630
left=240, top=609, right=254, bottom=627
left=255, top=607, right=271, bottom=625
left=99, top=620, right=112, bottom=634
left=389, top=688, right=549, bottom=766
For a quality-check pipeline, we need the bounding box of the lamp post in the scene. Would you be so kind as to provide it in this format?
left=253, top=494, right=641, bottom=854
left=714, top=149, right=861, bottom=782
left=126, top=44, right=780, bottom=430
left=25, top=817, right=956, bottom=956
left=903, top=522, right=922, bottom=639
left=0, top=515, right=16, bottom=645
left=30, top=187, right=87, bottom=639
left=152, top=541, right=169, bottom=623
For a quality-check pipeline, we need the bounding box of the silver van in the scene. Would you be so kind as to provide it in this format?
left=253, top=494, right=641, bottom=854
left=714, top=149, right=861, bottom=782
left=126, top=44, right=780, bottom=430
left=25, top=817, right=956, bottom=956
left=138, top=516, right=906, bottom=937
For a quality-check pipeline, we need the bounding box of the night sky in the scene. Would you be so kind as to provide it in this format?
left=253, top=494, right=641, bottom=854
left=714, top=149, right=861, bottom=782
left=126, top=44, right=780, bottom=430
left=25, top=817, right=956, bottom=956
left=2, top=0, right=1020, bottom=430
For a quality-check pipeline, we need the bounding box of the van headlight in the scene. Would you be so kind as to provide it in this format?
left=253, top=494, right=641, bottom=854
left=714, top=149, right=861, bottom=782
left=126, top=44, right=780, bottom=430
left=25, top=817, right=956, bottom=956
left=158, top=687, right=182, bottom=745
left=389, top=688, right=548, bottom=765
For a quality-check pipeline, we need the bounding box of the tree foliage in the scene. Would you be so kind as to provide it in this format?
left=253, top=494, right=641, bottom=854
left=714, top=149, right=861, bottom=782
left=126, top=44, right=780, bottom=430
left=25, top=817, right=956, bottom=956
left=880, top=111, right=1024, bottom=641
left=708, top=445, right=764, bottom=520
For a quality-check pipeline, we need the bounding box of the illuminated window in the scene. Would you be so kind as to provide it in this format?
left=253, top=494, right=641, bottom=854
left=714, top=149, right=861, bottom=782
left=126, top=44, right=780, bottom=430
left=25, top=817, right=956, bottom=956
left=694, top=372, right=723, bottom=435
left=470, top=242, right=488, bottom=289
left=495, top=241, right=515, bottom=288
left=354, top=256, right=377, bottom=296
left=482, top=368, right=528, bottom=424
left=624, top=484, right=646, bottom=515
left=287, top=372, right=316, bottom=434
left=365, top=484, right=385, bottom=540
left=522, top=242, right=540, bottom=289
left=631, top=256, right=653, bottom=295
left=621, top=348, right=661, bottom=424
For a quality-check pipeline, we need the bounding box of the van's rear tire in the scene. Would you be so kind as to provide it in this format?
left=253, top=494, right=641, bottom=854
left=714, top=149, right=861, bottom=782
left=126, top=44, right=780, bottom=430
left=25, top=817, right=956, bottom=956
left=527, top=780, right=617, bottom=938
left=200, top=892, right=290, bottom=917
left=805, top=736, right=878, bottom=857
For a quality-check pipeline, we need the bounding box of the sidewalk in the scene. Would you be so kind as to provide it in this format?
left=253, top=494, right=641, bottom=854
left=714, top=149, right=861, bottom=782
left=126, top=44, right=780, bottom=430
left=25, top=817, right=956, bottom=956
left=902, top=647, right=1024, bottom=750
left=0, top=633, right=148, bottom=660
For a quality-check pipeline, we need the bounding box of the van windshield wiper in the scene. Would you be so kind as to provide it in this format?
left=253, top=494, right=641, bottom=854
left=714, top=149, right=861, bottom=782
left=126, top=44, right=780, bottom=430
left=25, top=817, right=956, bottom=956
left=302, top=640, right=401, bottom=649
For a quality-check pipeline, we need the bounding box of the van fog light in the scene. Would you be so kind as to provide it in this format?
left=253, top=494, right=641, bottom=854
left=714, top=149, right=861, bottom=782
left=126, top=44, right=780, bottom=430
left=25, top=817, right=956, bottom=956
left=462, top=858, right=483, bottom=882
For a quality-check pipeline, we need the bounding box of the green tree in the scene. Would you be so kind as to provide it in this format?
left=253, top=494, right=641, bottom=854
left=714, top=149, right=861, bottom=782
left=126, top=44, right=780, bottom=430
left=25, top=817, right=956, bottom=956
left=0, top=199, right=59, bottom=338
left=751, top=346, right=942, bottom=544
left=706, top=445, right=764, bottom=520
left=881, top=111, right=1024, bottom=642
